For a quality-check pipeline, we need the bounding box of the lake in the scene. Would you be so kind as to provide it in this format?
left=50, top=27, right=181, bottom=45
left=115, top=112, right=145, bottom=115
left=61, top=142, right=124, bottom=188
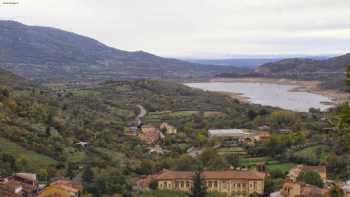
left=185, top=82, right=333, bottom=112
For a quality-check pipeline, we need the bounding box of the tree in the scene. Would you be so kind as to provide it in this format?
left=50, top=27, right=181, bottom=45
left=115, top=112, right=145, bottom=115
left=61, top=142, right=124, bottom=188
left=189, top=166, right=207, bottom=197
left=329, top=183, right=344, bottom=197
left=65, top=163, right=76, bottom=179
left=225, top=154, right=240, bottom=168
left=82, top=165, right=94, bottom=183
left=328, top=65, right=350, bottom=153
left=247, top=110, right=258, bottom=120
left=149, top=180, right=158, bottom=190
left=296, top=171, right=324, bottom=188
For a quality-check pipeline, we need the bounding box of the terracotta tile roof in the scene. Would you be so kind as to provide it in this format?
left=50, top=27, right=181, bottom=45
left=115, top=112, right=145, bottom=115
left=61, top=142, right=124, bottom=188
left=50, top=180, right=82, bottom=194
left=300, top=184, right=328, bottom=197
left=301, top=165, right=326, bottom=174
left=156, top=170, right=266, bottom=181
left=38, top=185, right=72, bottom=197
left=138, top=125, right=160, bottom=144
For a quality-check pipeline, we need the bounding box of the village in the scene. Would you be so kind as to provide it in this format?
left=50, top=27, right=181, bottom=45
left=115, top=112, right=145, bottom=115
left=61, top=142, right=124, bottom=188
left=2, top=119, right=349, bottom=197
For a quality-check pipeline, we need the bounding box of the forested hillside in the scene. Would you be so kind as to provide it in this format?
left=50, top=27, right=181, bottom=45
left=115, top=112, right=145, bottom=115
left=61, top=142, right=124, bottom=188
left=0, top=20, right=237, bottom=83
left=254, top=53, right=350, bottom=90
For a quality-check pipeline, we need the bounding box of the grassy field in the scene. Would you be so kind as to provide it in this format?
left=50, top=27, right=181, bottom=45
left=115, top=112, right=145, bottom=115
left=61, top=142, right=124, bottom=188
left=145, top=110, right=227, bottom=124
left=0, top=137, right=57, bottom=170
left=293, top=145, right=330, bottom=162
left=266, top=161, right=295, bottom=174
left=72, top=89, right=101, bottom=97
left=240, top=156, right=295, bottom=173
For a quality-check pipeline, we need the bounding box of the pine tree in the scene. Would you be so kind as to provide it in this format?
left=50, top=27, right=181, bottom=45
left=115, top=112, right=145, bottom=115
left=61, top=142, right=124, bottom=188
left=189, top=166, right=207, bottom=197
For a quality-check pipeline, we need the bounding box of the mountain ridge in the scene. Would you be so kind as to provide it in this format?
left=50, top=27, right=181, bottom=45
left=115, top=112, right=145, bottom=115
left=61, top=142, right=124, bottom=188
left=0, top=20, right=236, bottom=83
left=253, top=53, right=350, bottom=90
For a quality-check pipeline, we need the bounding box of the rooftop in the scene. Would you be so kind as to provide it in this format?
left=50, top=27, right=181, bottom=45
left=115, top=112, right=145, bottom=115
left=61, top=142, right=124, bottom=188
left=156, top=170, right=266, bottom=180
left=208, top=129, right=251, bottom=137
left=15, top=173, right=37, bottom=182
left=50, top=180, right=82, bottom=193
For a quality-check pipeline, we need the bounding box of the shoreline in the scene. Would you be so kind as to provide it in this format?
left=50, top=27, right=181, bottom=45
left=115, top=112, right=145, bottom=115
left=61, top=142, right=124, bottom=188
left=209, top=77, right=350, bottom=105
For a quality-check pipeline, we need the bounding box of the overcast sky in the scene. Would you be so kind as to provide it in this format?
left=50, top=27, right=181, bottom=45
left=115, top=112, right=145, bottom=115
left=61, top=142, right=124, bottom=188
left=0, top=0, right=350, bottom=58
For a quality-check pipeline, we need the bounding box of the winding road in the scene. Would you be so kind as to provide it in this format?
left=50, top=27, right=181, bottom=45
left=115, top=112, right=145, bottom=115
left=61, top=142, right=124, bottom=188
left=136, top=104, right=147, bottom=123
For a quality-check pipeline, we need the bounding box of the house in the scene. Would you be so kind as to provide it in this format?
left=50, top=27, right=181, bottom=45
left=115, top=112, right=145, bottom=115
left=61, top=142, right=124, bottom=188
left=281, top=181, right=329, bottom=197
left=155, top=169, right=266, bottom=196
left=287, top=165, right=327, bottom=182
left=138, top=125, right=160, bottom=144
left=160, top=122, right=177, bottom=134
left=38, top=180, right=82, bottom=197
left=0, top=173, right=38, bottom=197
left=0, top=180, right=24, bottom=197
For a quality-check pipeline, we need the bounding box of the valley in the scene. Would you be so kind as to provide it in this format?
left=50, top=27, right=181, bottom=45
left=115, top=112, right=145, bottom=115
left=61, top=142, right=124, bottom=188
left=0, top=16, right=349, bottom=197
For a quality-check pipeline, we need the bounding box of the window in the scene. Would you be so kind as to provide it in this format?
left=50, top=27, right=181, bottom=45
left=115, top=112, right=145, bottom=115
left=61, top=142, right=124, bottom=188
left=181, top=181, right=184, bottom=188
left=214, top=181, right=218, bottom=188
left=186, top=181, right=190, bottom=188
left=223, top=181, right=227, bottom=189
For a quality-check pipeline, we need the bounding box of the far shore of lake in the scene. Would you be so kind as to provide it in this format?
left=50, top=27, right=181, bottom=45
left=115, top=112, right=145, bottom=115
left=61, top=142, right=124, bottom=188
left=209, top=77, right=350, bottom=105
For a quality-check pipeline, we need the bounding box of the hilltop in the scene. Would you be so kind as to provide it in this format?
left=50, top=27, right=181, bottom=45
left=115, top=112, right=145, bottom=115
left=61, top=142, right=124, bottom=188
left=0, top=20, right=236, bottom=83
left=253, top=53, right=350, bottom=90
left=256, top=53, right=350, bottom=74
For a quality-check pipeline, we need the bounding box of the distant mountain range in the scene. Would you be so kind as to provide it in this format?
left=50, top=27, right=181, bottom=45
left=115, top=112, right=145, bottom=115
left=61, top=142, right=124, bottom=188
left=185, top=58, right=279, bottom=69
left=184, top=55, right=334, bottom=69
left=0, top=20, right=238, bottom=84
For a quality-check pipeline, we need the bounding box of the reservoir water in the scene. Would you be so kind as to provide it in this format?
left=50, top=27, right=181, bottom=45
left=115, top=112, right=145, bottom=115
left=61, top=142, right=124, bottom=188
left=185, top=82, right=333, bottom=112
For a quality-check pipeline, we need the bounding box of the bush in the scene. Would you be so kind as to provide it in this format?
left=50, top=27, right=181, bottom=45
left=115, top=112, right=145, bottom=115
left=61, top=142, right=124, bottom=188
left=296, top=171, right=324, bottom=188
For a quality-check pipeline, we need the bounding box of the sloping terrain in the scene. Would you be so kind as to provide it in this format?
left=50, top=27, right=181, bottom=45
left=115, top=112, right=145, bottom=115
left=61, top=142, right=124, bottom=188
left=0, top=20, right=235, bottom=83
left=250, top=53, right=350, bottom=90
left=256, top=53, right=350, bottom=74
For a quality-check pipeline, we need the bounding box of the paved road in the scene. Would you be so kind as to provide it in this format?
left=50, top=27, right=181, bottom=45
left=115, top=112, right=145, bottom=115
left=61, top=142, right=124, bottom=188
left=136, top=104, right=147, bottom=122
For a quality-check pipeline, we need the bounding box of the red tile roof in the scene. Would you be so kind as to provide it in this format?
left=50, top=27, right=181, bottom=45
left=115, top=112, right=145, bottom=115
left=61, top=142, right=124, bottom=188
left=50, top=180, right=82, bottom=194
left=156, top=170, right=266, bottom=181
left=301, top=165, right=326, bottom=174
